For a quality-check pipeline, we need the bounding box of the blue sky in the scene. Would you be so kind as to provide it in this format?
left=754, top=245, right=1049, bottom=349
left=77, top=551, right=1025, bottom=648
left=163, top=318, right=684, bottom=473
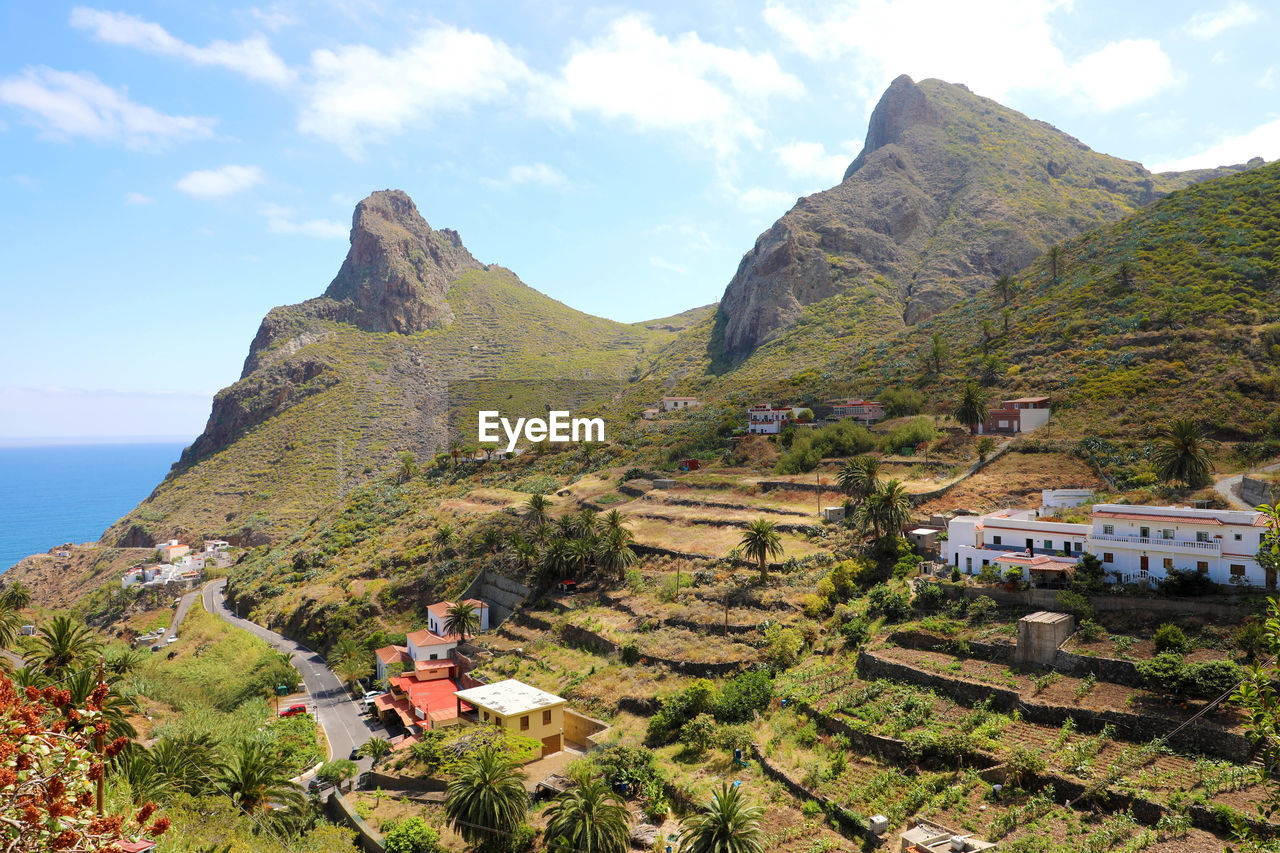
left=1, top=0, right=1278, bottom=441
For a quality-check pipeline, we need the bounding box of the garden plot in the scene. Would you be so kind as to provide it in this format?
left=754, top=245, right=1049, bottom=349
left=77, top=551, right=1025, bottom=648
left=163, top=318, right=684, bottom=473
left=563, top=605, right=761, bottom=664
left=625, top=515, right=826, bottom=559
left=913, top=451, right=1103, bottom=515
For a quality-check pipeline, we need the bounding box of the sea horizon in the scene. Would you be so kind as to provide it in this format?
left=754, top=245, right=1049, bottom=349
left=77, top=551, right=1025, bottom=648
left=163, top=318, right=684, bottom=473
left=0, top=441, right=188, bottom=573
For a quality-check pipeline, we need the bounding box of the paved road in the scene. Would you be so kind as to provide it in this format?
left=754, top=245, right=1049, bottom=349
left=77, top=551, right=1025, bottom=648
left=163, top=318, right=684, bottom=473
left=160, top=588, right=201, bottom=645
left=1215, top=461, right=1280, bottom=511
left=203, top=579, right=383, bottom=771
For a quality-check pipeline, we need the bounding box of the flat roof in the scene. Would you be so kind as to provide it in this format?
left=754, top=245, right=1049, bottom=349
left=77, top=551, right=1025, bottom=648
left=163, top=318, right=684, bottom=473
left=454, top=679, right=565, bottom=716
left=1022, top=610, right=1074, bottom=625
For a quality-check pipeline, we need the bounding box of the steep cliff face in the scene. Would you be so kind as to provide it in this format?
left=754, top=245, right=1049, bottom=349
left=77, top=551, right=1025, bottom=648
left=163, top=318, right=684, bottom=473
left=715, top=75, right=1257, bottom=361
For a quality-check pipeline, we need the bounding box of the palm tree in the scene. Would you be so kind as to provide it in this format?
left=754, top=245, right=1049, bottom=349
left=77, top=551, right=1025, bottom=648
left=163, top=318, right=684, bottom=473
left=992, top=274, right=1016, bottom=306
left=981, top=318, right=995, bottom=355
left=150, top=735, right=220, bottom=796
left=103, top=647, right=146, bottom=677
left=330, top=637, right=370, bottom=691
left=567, top=537, right=597, bottom=577
left=118, top=751, right=175, bottom=805
left=677, top=782, right=765, bottom=853
left=31, top=615, right=102, bottom=676
left=0, top=581, right=31, bottom=611
left=953, top=380, right=990, bottom=435
left=925, top=332, right=948, bottom=374
left=739, top=519, right=784, bottom=583
left=1002, top=307, right=1012, bottom=333
left=395, top=451, right=418, bottom=483
left=595, top=528, right=637, bottom=581
left=836, top=456, right=881, bottom=507
left=540, top=537, right=573, bottom=583
left=856, top=480, right=912, bottom=545
left=572, top=509, right=599, bottom=539
left=63, top=669, right=136, bottom=739
left=432, top=525, right=457, bottom=557
left=544, top=776, right=630, bottom=853
left=1116, top=260, right=1136, bottom=290
left=507, top=534, right=538, bottom=575
left=1047, top=244, right=1062, bottom=282
left=596, top=509, right=628, bottom=537
left=444, top=601, right=481, bottom=644
left=445, top=744, right=528, bottom=848
left=1154, top=419, right=1215, bottom=488
left=524, top=494, right=550, bottom=527
left=360, top=737, right=392, bottom=764
left=221, top=740, right=305, bottom=813
left=529, top=521, right=554, bottom=546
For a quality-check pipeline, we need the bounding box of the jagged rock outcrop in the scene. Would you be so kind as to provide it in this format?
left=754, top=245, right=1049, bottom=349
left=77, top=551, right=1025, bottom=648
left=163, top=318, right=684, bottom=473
left=715, top=74, right=1259, bottom=361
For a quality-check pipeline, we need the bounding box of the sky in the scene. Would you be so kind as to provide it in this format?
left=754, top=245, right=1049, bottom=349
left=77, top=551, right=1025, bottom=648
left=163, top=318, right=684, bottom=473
left=1, top=0, right=1278, bottom=442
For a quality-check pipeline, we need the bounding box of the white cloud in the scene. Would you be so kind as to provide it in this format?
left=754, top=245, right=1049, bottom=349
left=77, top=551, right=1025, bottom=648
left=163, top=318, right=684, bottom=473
left=261, top=204, right=348, bottom=238
left=70, top=7, right=294, bottom=87
left=482, top=162, right=569, bottom=189
left=1185, top=1, right=1262, bottom=38
left=1259, top=68, right=1276, bottom=90
left=776, top=141, right=852, bottom=181
left=723, top=182, right=797, bottom=214
left=124, top=191, right=154, bottom=204
left=763, top=0, right=1178, bottom=112
left=0, top=67, right=215, bottom=149
left=299, top=26, right=532, bottom=157
left=541, top=14, right=802, bottom=156
left=176, top=164, right=265, bottom=199
left=1150, top=119, right=1280, bottom=171
left=649, top=256, right=688, bottom=275
left=245, top=5, right=297, bottom=31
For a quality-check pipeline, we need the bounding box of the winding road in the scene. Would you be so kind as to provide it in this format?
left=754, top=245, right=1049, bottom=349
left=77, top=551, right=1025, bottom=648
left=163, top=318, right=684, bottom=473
left=1215, top=461, right=1280, bottom=511
left=202, top=579, right=384, bottom=771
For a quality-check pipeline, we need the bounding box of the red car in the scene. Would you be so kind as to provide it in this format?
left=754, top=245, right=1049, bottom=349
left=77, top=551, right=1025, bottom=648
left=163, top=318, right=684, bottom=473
left=279, top=704, right=307, bottom=717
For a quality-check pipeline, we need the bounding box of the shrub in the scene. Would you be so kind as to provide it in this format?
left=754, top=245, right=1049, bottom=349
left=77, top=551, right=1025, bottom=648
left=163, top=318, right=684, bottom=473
left=976, top=564, right=1001, bottom=585
left=640, top=776, right=669, bottom=822
left=967, top=596, right=998, bottom=624
left=316, top=759, right=358, bottom=786
left=762, top=624, right=804, bottom=669
left=1153, top=623, right=1190, bottom=655
left=620, top=641, right=640, bottom=665
left=715, top=724, right=754, bottom=751
left=839, top=614, right=871, bottom=648
left=914, top=583, right=945, bottom=612
left=1075, top=619, right=1106, bottom=642
left=591, top=745, right=658, bottom=788
left=646, top=680, right=716, bottom=745
left=867, top=584, right=911, bottom=621
left=801, top=799, right=821, bottom=818
left=1004, top=745, right=1047, bottom=785
left=1236, top=621, right=1268, bottom=662
left=1179, top=659, right=1243, bottom=699
left=1159, top=569, right=1217, bottom=597
left=716, top=668, right=773, bottom=723
left=1054, top=590, right=1094, bottom=622
left=382, top=817, right=441, bottom=853
left=679, top=713, right=716, bottom=754
left=880, top=388, right=925, bottom=417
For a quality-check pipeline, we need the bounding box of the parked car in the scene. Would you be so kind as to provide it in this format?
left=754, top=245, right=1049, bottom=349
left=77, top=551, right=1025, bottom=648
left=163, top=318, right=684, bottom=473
left=166, top=635, right=178, bottom=644
left=349, top=746, right=362, bottom=760
left=279, top=704, right=307, bottom=718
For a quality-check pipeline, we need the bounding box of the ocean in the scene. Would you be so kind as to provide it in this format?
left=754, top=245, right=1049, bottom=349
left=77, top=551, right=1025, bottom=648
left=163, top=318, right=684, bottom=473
left=0, top=443, right=187, bottom=572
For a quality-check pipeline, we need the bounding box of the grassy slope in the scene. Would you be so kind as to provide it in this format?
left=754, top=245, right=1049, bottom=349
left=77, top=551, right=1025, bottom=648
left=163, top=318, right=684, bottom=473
left=650, top=160, right=1280, bottom=441
left=104, top=267, right=680, bottom=546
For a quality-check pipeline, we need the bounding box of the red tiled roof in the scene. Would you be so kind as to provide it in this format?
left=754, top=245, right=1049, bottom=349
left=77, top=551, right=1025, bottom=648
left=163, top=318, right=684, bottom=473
left=407, top=629, right=457, bottom=647
left=1093, top=510, right=1224, bottom=525
left=993, top=552, right=1076, bottom=569
left=385, top=674, right=472, bottom=725
left=415, top=659, right=455, bottom=672
left=1004, top=396, right=1050, bottom=404
left=375, top=645, right=411, bottom=665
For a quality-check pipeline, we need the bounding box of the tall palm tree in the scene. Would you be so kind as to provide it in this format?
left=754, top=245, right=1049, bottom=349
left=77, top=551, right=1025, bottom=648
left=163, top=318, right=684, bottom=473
left=0, top=581, right=31, bottom=611
left=739, top=519, right=784, bottom=584
left=544, top=776, right=630, bottom=853
left=221, top=740, right=305, bottom=813
left=31, top=615, right=102, bottom=677
left=507, top=534, right=538, bottom=575
left=836, top=456, right=881, bottom=507
left=571, top=509, right=599, bottom=539
left=856, top=480, right=912, bottom=544
left=925, top=332, right=948, bottom=374
left=596, top=509, right=628, bottom=537
left=63, top=669, right=136, bottom=739
left=991, top=274, right=1016, bottom=306
left=1154, top=419, right=1215, bottom=488
left=540, top=538, right=573, bottom=583
left=432, top=525, right=457, bottom=557
left=444, top=601, right=481, bottom=644
left=953, top=380, right=990, bottom=435
left=981, top=318, right=995, bottom=355
left=567, top=537, right=597, bottom=577
left=524, top=494, right=550, bottom=527
left=330, top=636, right=371, bottom=691
left=359, top=737, right=392, bottom=764
left=445, top=744, right=528, bottom=848
left=1047, top=244, right=1062, bottom=282
left=677, top=782, right=765, bottom=853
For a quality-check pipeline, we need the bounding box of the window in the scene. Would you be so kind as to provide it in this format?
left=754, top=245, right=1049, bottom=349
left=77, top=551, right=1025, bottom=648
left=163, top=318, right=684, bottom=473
left=483, top=711, right=489, bottom=721
left=1043, top=539, right=1053, bottom=550
left=429, top=653, right=438, bottom=660
left=1231, top=564, right=1247, bottom=577
left=521, top=715, right=530, bottom=731
left=542, top=709, right=552, bottom=726
left=1234, top=533, right=1243, bottom=541
left=1102, top=524, right=1114, bottom=535
left=1197, top=561, right=1209, bottom=574
left=965, top=557, right=972, bottom=572
left=1161, top=529, right=1174, bottom=540
left=1103, top=553, right=1114, bottom=563
left=1163, top=558, right=1173, bottom=570
left=494, top=716, right=502, bottom=727
left=982, top=559, right=990, bottom=567
left=993, top=535, right=1002, bottom=545
left=1196, top=532, right=1210, bottom=543
left=1139, top=527, right=1150, bottom=538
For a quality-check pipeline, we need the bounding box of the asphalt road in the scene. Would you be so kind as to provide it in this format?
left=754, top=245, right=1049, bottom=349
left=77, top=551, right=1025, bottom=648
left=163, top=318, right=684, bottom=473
left=1215, top=461, right=1280, bottom=511
left=160, top=588, right=201, bottom=645
left=202, top=579, right=383, bottom=771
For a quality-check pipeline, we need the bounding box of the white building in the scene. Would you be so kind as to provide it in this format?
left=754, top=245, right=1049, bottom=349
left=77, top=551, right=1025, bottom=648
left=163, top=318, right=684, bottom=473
left=942, top=504, right=1273, bottom=589
left=426, top=599, right=490, bottom=637
left=203, top=540, right=230, bottom=553
left=662, top=396, right=700, bottom=412
left=406, top=628, right=458, bottom=663
left=1090, top=504, right=1269, bottom=587
left=942, top=509, right=1089, bottom=575
left=830, top=399, right=885, bottom=423
left=747, top=403, right=793, bottom=435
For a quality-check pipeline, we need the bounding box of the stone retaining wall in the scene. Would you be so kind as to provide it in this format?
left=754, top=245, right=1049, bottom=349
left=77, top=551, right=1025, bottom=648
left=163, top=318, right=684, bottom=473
left=1243, top=476, right=1274, bottom=508
left=941, top=583, right=1251, bottom=619
left=856, top=650, right=1250, bottom=761
left=598, top=592, right=760, bottom=636
left=325, top=791, right=385, bottom=853
left=556, top=622, right=752, bottom=677
left=750, top=743, right=866, bottom=838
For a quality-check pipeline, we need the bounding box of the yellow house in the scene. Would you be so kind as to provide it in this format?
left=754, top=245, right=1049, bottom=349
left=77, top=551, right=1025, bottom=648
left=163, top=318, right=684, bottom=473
left=454, top=679, right=566, bottom=758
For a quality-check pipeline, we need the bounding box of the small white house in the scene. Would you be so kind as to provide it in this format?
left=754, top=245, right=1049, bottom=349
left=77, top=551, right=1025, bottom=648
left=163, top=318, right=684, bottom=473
left=426, top=599, right=490, bottom=637
left=747, top=403, right=793, bottom=435
left=203, top=540, right=230, bottom=553
left=662, top=396, right=700, bottom=412
left=942, top=509, right=1090, bottom=575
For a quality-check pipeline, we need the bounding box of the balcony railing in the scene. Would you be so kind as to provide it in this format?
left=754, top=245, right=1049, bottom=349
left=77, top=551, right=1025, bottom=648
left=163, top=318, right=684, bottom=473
left=1091, top=532, right=1220, bottom=552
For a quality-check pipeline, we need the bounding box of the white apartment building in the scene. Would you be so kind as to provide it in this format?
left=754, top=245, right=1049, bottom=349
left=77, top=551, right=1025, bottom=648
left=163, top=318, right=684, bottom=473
left=942, top=504, right=1273, bottom=589
left=662, top=396, right=700, bottom=412
left=747, top=403, right=793, bottom=435
left=942, top=510, right=1089, bottom=575
left=1090, top=504, right=1269, bottom=587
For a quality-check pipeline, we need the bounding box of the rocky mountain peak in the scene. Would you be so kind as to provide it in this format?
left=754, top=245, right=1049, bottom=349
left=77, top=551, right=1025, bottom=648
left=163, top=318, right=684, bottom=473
left=843, top=74, right=941, bottom=180
left=321, top=189, right=482, bottom=334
